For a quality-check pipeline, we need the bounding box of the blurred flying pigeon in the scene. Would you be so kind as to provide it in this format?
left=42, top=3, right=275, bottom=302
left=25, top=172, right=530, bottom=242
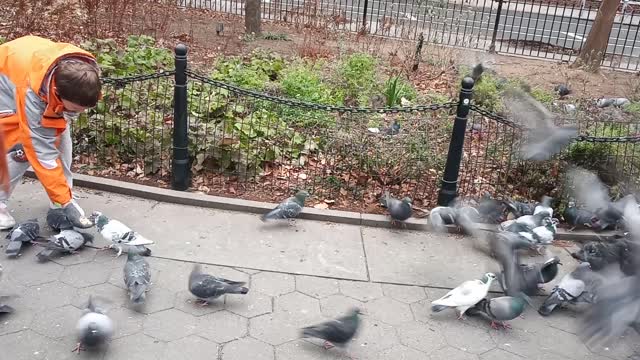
left=261, top=190, right=310, bottom=223
left=579, top=198, right=640, bottom=345
left=301, top=308, right=361, bottom=351
left=498, top=254, right=562, bottom=297
left=477, top=192, right=506, bottom=223
left=539, top=262, right=603, bottom=316
left=470, top=62, right=484, bottom=82
left=467, top=295, right=530, bottom=329
left=566, top=168, right=632, bottom=231
left=90, top=211, right=154, bottom=257
left=503, top=87, right=578, bottom=161
left=431, top=273, right=497, bottom=319
left=188, top=264, right=249, bottom=306
left=34, top=230, right=94, bottom=262
left=563, top=199, right=595, bottom=231
left=381, top=191, right=412, bottom=227
left=46, top=208, right=74, bottom=232
left=123, top=247, right=151, bottom=305
left=5, top=219, right=41, bottom=257
left=72, top=296, right=114, bottom=353
left=514, top=212, right=550, bottom=229
left=571, top=236, right=639, bottom=275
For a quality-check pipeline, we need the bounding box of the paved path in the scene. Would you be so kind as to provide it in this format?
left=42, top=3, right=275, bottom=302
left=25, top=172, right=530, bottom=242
left=0, top=179, right=638, bottom=359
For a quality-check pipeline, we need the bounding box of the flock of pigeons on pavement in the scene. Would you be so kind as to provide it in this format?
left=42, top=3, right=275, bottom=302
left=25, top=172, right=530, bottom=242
left=0, top=62, right=639, bottom=357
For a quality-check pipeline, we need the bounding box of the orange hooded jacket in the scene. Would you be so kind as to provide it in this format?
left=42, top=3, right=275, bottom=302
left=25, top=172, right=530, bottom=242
left=0, top=35, right=99, bottom=205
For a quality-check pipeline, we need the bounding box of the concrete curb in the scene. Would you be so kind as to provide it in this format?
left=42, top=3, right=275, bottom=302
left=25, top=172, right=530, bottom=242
left=25, top=170, right=617, bottom=242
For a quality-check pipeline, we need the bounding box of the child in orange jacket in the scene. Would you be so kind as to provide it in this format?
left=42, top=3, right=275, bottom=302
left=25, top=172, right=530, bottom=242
left=0, top=35, right=102, bottom=229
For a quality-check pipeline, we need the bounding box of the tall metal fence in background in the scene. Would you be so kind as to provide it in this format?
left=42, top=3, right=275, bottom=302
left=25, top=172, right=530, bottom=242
left=71, top=45, right=640, bottom=211
left=178, top=0, right=640, bottom=71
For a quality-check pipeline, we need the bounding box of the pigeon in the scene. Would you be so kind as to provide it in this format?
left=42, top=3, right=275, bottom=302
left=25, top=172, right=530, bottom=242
left=46, top=208, right=74, bottom=232
left=381, top=191, right=412, bottom=227
left=383, top=120, right=401, bottom=135
left=467, top=295, right=530, bottom=329
left=5, top=219, right=41, bottom=257
left=503, top=197, right=536, bottom=218
left=566, top=168, right=632, bottom=232
left=301, top=308, right=361, bottom=352
left=34, top=230, right=94, bottom=262
left=123, top=246, right=151, bottom=305
left=503, top=87, right=578, bottom=161
left=72, top=296, right=114, bottom=353
left=498, top=255, right=562, bottom=297
left=261, top=190, right=310, bottom=223
left=534, top=196, right=554, bottom=218
left=431, top=273, right=497, bottom=319
left=90, top=211, right=154, bottom=257
left=579, top=199, right=640, bottom=345
left=563, top=200, right=595, bottom=231
left=188, top=264, right=249, bottom=306
left=514, top=212, right=550, bottom=229
left=539, top=262, right=603, bottom=316
left=571, top=240, right=623, bottom=272
left=470, top=62, right=484, bottom=82
left=531, top=217, right=558, bottom=246
left=477, top=192, right=506, bottom=223
left=429, top=202, right=479, bottom=234
left=554, top=84, right=571, bottom=97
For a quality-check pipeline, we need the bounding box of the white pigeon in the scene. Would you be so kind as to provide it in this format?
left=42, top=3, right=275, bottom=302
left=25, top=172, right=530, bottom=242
left=431, top=273, right=497, bottom=319
left=90, top=211, right=154, bottom=257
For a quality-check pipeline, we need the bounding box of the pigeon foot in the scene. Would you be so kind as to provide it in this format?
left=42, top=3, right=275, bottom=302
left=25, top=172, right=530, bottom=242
left=71, top=342, right=85, bottom=354
left=195, top=299, right=210, bottom=307
left=323, top=341, right=335, bottom=350
left=490, top=321, right=512, bottom=330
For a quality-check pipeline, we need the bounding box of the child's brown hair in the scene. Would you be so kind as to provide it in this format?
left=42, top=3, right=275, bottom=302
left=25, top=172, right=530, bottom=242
left=54, top=60, right=101, bottom=107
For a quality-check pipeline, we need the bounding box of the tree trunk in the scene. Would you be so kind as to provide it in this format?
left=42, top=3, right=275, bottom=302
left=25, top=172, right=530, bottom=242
left=245, top=0, right=261, bottom=35
left=570, top=0, right=620, bottom=72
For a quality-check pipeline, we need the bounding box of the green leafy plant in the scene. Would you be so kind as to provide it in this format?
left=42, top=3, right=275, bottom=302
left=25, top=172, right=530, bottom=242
left=338, top=53, right=378, bottom=106
left=383, top=75, right=417, bottom=107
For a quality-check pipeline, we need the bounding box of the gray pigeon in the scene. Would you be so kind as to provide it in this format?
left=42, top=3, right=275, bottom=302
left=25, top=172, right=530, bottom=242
left=34, top=230, right=94, bottom=262
left=301, top=308, right=361, bottom=351
left=429, top=200, right=480, bottom=235
left=261, top=190, right=310, bottom=222
left=123, top=247, right=151, bottom=305
left=578, top=199, right=640, bottom=345
left=46, top=208, right=74, bottom=232
left=503, top=87, right=578, bottom=161
left=471, top=62, right=484, bottom=82
left=381, top=191, right=412, bottom=227
left=467, top=295, right=529, bottom=329
left=539, top=262, right=603, bottom=316
left=5, top=219, right=41, bottom=257
left=73, top=296, right=114, bottom=353
left=498, top=254, right=562, bottom=297
left=188, top=264, right=249, bottom=305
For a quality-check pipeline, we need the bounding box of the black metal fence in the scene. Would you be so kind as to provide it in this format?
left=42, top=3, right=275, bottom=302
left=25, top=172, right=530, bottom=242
left=178, top=0, right=640, bottom=71
left=71, top=44, right=640, bottom=211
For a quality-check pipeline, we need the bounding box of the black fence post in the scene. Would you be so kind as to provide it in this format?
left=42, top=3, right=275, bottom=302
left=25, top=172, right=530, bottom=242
left=489, top=0, right=504, bottom=53
left=437, top=77, right=474, bottom=206
left=171, top=43, right=190, bottom=191
left=362, top=0, right=369, bottom=29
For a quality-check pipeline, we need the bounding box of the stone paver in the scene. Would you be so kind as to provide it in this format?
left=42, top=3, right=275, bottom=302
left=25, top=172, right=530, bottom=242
left=252, top=272, right=296, bottom=296
left=0, top=181, right=638, bottom=360
left=295, top=275, right=340, bottom=299
left=222, top=336, right=275, bottom=360
left=196, top=310, right=248, bottom=343
left=163, top=335, right=220, bottom=360
left=143, top=308, right=197, bottom=341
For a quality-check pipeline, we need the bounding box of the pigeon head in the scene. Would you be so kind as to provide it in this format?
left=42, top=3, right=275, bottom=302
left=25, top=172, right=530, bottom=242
left=480, top=273, right=497, bottom=284
left=295, top=190, right=310, bottom=203
left=401, top=197, right=412, bottom=205
left=90, top=211, right=108, bottom=230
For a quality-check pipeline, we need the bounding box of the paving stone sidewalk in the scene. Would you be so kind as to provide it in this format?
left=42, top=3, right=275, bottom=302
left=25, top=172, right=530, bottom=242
left=0, top=180, right=638, bottom=360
